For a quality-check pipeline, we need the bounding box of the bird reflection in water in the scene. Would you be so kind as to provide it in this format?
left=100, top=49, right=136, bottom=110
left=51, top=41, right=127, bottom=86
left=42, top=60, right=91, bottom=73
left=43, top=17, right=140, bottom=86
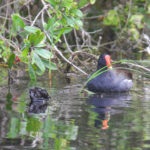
left=87, top=93, right=131, bottom=130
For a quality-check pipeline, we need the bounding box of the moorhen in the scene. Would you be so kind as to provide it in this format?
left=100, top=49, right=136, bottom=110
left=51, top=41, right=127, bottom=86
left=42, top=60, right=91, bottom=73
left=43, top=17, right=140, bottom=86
left=28, top=87, right=50, bottom=113
left=87, top=54, right=133, bottom=92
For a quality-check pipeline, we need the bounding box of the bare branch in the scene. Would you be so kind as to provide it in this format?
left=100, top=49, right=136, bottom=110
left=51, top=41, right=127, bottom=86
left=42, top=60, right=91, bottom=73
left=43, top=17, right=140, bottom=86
left=123, top=62, right=150, bottom=73
left=31, top=5, right=48, bottom=26
left=74, top=29, right=81, bottom=50
left=63, top=34, right=73, bottom=54
left=0, top=0, right=32, bottom=10
left=0, top=35, right=19, bottom=51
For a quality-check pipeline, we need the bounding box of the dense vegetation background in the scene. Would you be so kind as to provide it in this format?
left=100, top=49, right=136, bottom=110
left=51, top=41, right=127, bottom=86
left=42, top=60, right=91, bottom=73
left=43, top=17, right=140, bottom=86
left=0, top=0, right=150, bottom=80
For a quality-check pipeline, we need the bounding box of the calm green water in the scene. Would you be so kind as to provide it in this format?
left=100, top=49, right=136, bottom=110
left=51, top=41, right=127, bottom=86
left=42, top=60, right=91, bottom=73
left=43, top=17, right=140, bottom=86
left=0, top=68, right=150, bottom=150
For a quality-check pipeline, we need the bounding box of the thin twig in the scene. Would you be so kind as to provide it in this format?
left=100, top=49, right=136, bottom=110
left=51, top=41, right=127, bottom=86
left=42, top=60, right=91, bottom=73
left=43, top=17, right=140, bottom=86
left=123, top=62, right=150, bottom=73
left=0, top=15, right=11, bottom=20
left=0, top=35, right=19, bottom=50
left=74, top=29, right=81, bottom=50
left=88, top=29, right=102, bottom=34
left=63, top=34, right=73, bottom=53
left=84, top=15, right=103, bottom=20
left=31, top=6, right=47, bottom=26
left=27, top=5, right=32, bottom=22
left=41, top=0, right=51, bottom=18
left=2, top=0, right=9, bottom=27
left=72, top=51, right=97, bottom=59
left=0, top=0, right=32, bottom=10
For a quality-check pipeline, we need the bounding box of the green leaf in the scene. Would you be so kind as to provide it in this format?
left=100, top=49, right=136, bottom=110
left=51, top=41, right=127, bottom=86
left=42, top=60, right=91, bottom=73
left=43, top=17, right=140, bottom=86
left=66, top=17, right=75, bottom=27
left=24, top=26, right=40, bottom=33
left=12, top=14, right=25, bottom=32
left=35, top=48, right=54, bottom=59
left=148, top=4, right=150, bottom=14
left=129, top=28, right=140, bottom=40
left=78, top=0, right=89, bottom=8
left=28, top=31, right=45, bottom=46
left=8, top=53, right=15, bottom=68
left=49, top=62, right=57, bottom=70
left=35, top=43, right=46, bottom=48
left=71, top=9, right=83, bottom=17
left=22, top=48, right=29, bottom=57
left=55, top=28, right=65, bottom=44
left=42, top=59, right=57, bottom=70
left=145, top=18, right=150, bottom=29
left=103, top=10, right=120, bottom=26
left=90, top=0, right=96, bottom=4
left=61, top=0, right=74, bottom=9
left=35, top=69, right=44, bottom=75
left=54, top=27, right=72, bottom=35
left=46, top=17, right=56, bottom=31
left=129, top=14, right=144, bottom=29
left=32, top=52, right=45, bottom=72
left=28, top=63, right=36, bottom=80
left=45, top=0, right=57, bottom=6
left=90, top=0, right=96, bottom=5
left=75, top=19, right=83, bottom=27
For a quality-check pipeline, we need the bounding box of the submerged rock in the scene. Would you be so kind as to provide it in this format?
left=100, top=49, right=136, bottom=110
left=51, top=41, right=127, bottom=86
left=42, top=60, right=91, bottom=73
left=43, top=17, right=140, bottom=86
left=28, top=87, right=50, bottom=113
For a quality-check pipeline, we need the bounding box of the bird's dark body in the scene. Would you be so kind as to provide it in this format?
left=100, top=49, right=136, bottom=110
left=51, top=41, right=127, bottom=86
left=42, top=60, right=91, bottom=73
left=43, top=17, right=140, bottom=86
left=28, top=87, right=50, bottom=113
left=87, top=54, right=133, bottom=93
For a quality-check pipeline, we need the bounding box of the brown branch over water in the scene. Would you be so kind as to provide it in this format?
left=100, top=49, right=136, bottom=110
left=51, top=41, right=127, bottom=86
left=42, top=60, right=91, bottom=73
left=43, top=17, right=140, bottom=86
left=123, top=62, right=150, bottom=73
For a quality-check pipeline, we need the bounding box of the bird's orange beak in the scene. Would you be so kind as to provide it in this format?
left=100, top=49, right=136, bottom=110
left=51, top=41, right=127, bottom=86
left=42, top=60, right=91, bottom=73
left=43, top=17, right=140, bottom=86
left=101, top=119, right=109, bottom=130
left=105, top=55, right=112, bottom=69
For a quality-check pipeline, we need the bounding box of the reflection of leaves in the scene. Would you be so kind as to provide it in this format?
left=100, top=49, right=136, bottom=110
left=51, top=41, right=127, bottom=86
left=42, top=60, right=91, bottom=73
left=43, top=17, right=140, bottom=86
left=54, top=138, right=67, bottom=150
left=26, top=118, right=41, bottom=132
left=16, top=101, right=26, bottom=113
left=6, top=93, right=13, bottom=111
left=8, top=118, right=20, bottom=138
left=65, top=125, right=78, bottom=140
left=43, top=116, right=56, bottom=138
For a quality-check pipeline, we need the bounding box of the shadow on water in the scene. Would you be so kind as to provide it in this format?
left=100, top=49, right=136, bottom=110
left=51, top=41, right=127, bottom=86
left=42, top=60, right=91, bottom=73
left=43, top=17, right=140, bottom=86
left=87, top=93, right=131, bottom=130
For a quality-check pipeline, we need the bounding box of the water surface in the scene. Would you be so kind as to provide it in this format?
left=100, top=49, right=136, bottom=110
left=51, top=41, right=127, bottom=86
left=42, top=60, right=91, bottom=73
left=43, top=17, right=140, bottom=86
left=0, top=68, right=150, bottom=150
